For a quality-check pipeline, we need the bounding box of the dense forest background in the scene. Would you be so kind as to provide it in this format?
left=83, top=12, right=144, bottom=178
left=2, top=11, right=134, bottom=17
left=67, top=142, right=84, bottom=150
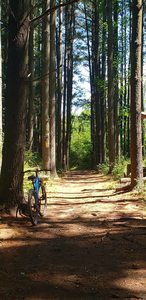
left=0, top=0, right=145, bottom=208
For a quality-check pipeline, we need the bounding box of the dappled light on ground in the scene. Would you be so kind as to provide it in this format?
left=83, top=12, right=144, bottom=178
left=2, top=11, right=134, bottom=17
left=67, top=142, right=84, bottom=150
left=0, top=171, right=146, bottom=299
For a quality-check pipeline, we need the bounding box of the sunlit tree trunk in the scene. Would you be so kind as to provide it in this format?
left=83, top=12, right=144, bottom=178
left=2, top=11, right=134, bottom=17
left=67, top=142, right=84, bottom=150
left=130, top=0, right=143, bottom=188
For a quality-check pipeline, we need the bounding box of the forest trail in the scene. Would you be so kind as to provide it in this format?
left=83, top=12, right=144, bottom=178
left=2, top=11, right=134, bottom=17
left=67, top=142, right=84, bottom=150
left=0, top=170, right=146, bottom=300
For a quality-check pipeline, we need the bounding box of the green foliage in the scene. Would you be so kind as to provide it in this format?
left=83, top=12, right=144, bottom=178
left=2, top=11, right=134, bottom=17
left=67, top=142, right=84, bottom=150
left=23, top=151, right=42, bottom=195
left=70, top=108, right=92, bottom=169
left=119, top=105, right=130, bottom=118
left=112, top=157, right=128, bottom=179
left=98, top=162, right=109, bottom=175
left=95, top=76, right=107, bottom=90
left=24, top=150, right=41, bottom=170
left=98, top=157, right=129, bottom=179
left=70, top=140, right=91, bottom=169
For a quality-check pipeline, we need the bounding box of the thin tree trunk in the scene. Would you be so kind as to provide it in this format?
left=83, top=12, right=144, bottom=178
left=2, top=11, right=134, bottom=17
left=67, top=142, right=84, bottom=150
left=27, top=0, right=34, bottom=150
left=50, top=0, right=57, bottom=176
left=56, top=0, right=63, bottom=169
left=107, top=0, right=115, bottom=172
left=65, top=4, right=74, bottom=170
left=0, top=4, right=2, bottom=170
left=42, top=0, right=51, bottom=171
left=91, top=4, right=96, bottom=167
left=113, top=0, right=119, bottom=158
left=101, top=0, right=106, bottom=163
left=94, top=0, right=102, bottom=166
left=62, top=36, right=67, bottom=169
left=130, top=0, right=143, bottom=188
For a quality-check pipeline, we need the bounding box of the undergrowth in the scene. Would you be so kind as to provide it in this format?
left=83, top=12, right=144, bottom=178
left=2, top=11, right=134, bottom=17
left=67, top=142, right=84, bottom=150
left=23, top=151, right=42, bottom=195
left=98, top=157, right=129, bottom=180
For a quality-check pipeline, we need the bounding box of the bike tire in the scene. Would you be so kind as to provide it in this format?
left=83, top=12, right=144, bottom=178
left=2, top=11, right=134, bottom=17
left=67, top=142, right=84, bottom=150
left=28, top=189, right=38, bottom=225
left=39, top=185, right=47, bottom=217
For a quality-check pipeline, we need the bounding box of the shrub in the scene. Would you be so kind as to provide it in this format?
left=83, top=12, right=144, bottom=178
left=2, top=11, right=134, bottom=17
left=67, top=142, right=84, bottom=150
left=112, top=157, right=129, bottom=179
left=98, top=158, right=129, bottom=179
left=24, top=150, right=41, bottom=169
left=98, top=162, right=109, bottom=175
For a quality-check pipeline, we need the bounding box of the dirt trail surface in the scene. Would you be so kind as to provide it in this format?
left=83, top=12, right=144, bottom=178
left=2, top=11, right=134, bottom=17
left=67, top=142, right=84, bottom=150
left=0, top=171, right=146, bottom=300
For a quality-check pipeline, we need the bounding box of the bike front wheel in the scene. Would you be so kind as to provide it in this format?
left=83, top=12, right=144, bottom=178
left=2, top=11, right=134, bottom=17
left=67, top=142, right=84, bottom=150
left=39, top=185, right=47, bottom=217
left=28, top=189, right=38, bottom=225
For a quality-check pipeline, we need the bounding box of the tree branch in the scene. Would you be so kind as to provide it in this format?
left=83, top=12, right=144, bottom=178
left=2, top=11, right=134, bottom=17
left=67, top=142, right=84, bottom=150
left=30, top=0, right=79, bottom=23
left=0, top=0, right=79, bottom=30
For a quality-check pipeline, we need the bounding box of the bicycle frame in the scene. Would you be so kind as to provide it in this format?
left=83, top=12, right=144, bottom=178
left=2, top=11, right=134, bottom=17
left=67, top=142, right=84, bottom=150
left=33, top=171, right=40, bottom=208
left=25, top=169, right=50, bottom=208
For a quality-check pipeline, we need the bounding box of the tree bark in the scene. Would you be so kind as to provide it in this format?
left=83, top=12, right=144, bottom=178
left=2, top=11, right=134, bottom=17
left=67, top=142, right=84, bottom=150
left=65, top=4, right=74, bottom=170
left=42, top=0, right=51, bottom=171
left=27, top=0, right=34, bottom=151
left=101, top=0, right=106, bottom=164
left=113, top=0, right=119, bottom=159
left=84, top=2, right=94, bottom=167
left=56, top=0, right=63, bottom=169
left=0, top=4, right=2, bottom=170
left=0, top=1, right=30, bottom=208
left=50, top=0, right=57, bottom=176
left=130, top=0, right=143, bottom=188
left=107, top=0, right=115, bottom=172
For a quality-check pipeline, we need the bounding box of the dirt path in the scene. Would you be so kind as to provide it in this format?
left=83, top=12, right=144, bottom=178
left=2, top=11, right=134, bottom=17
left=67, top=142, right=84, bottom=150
left=0, top=171, right=146, bottom=300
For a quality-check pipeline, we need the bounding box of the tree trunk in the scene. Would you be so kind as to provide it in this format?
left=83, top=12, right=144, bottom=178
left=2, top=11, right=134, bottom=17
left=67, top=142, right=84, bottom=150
left=91, top=5, right=96, bottom=167
left=56, top=0, right=63, bottom=169
left=84, top=2, right=95, bottom=168
left=130, top=0, right=143, bottom=188
left=0, top=1, right=30, bottom=208
left=93, top=0, right=102, bottom=166
left=27, top=0, right=34, bottom=151
left=50, top=0, right=57, bottom=176
left=42, top=0, right=51, bottom=171
left=113, top=0, right=119, bottom=159
left=63, top=4, right=74, bottom=170
left=0, top=4, right=2, bottom=170
left=101, top=0, right=106, bottom=164
left=107, top=0, right=115, bottom=172
left=62, top=6, right=68, bottom=170
left=65, top=4, right=74, bottom=170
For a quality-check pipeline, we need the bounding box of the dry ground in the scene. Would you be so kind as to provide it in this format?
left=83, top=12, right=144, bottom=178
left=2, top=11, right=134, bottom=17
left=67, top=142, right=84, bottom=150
left=0, top=170, right=146, bottom=300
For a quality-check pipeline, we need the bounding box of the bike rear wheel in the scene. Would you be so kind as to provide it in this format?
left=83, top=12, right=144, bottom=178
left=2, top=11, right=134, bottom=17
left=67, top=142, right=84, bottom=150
left=28, top=189, right=38, bottom=225
left=39, top=185, right=47, bottom=217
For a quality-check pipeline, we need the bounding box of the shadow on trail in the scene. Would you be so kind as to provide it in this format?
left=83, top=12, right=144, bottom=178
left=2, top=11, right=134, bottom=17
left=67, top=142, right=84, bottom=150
left=0, top=213, right=146, bottom=299
left=0, top=170, right=146, bottom=299
left=46, top=198, right=144, bottom=210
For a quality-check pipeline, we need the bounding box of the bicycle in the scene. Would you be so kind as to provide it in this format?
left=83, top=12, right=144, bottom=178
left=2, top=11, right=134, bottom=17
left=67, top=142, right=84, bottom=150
left=17, top=169, right=49, bottom=225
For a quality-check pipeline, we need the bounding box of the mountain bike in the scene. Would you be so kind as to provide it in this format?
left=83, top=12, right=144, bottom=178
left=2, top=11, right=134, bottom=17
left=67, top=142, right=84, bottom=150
left=17, top=169, right=49, bottom=225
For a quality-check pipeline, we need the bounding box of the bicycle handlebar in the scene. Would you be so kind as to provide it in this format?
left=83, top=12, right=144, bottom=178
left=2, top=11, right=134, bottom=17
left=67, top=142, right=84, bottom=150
left=23, top=169, right=51, bottom=174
